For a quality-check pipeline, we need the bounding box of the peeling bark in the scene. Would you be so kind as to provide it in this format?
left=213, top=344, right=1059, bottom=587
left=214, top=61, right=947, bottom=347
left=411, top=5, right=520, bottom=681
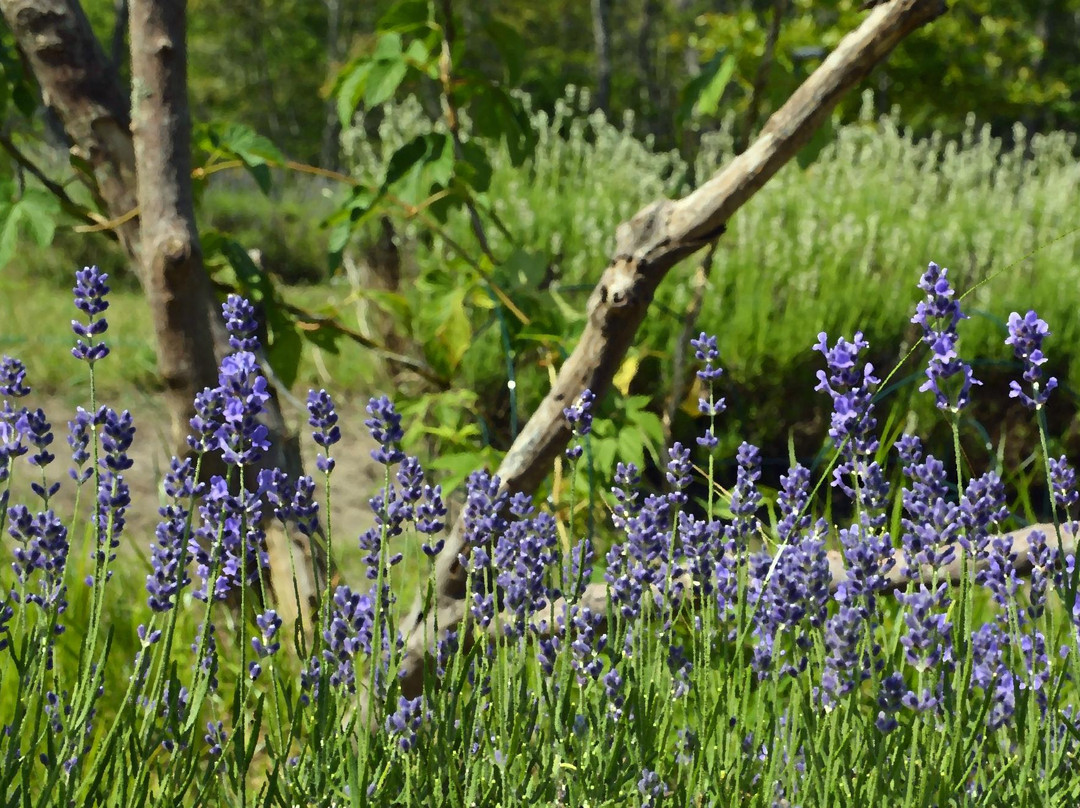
left=397, top=0, right=949, bottom=700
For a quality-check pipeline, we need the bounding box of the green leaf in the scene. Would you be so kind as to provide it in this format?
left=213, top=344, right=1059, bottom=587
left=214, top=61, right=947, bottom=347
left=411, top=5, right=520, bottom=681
left=693, top=53, right=738, bottom=118
left=471, top=88, right=537, bottom=167
left=378, top=1, right=430, bottom=34
left=483, top=18, right=526, bottom=86
left=336, top=61, right=373, bottom=127
left=365, top=56, right=408, bottom=107
left=437, top=287, right=471, bottom=372
left=383, top=135, right=430, bottom=189
left=615, top=427, right=645, bottom=471
left=496, top=248, right=547, bottom=290
left=266, top=303, right=302, bottom=389
left=373, top=32, right=404, bottom=61
left=203, top=122, right=286, bottom=193
left=457, top=140, right=493, bottom=193
left=0, top=189, right=60, bottom=268
left=382, top=133, right=455, bottom=204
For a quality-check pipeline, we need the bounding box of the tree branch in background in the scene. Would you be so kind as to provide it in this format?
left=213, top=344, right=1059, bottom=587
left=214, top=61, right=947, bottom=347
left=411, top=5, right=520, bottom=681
left=0, top=132, right=103, bottom=228
left=397, top=0, right=949, bottom=701
left=736, top=0, right=789, bottom=154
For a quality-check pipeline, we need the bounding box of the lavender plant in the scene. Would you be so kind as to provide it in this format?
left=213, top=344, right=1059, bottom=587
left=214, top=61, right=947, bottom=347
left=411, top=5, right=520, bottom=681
left=1, top=260, right=1080, bottom=805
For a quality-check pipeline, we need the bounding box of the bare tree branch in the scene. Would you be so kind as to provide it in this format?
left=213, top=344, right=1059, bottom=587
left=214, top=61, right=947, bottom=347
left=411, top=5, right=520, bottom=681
left=397, top=0, right=949, bottom=701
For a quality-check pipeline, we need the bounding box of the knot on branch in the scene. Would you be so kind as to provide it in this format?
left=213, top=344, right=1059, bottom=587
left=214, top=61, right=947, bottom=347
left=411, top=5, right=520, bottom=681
left=614, top=198, right=674, bottom=263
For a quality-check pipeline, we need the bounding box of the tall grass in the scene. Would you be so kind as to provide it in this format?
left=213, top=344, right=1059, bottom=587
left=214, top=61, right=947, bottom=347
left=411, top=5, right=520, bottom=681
left=2, top=261, right=1080, bottom=804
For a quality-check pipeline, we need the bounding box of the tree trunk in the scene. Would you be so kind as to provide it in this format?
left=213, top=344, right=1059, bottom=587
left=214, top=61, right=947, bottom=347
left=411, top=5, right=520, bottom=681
left=396, top=0, right=950, bottom=702
left=1, top=0, right=324, bottom=628
left=0, top=0, right=141, bottom=265
left=590, top=0, right=612, bottom=114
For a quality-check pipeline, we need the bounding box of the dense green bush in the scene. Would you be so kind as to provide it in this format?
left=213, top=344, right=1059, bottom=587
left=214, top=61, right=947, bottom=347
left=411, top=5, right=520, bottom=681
left=334, top=91, right=1080, bottom=486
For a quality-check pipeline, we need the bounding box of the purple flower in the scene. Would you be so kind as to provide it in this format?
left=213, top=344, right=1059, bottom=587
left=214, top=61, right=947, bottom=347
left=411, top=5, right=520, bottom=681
left=563, top=389, right=595, bottom=435
left=493, top=501, right=558, bottom=637
left=222, top=295, right=260, bottom=353
left=214, top=351, right=271, bottom=465
left=820, top=605, right=869, bottom=709
left=323, top=585, right=375, bottom=692
left=71, top=266, right=110, bottom=363
left=911, top=261, right=979, bottom=412
left=307, top=389, right=340, bottom=473
left=638, top=768, right=663, bottom=804
left=959, top=471, right=1009, bottom=557
left=898, top=450, right=959, bottom=574
left=896, top=582, right=953, bottom=675
left=189, top=477, right=267, bottom=601
left=385, top=696, right=428, bottom=752
left=603, top=667, right=625, bottom=719
left=835, top=520, right=895, bottom=614
left=1005, top=310, right=1057, bottom=409
left=813, top=332, right=880, bottom=487
left=875, top=672, right=905, bottom=733
left=67, top=408, right=93, bottom=485
left=0, top=356, right=30, bottom=398
left=187, top=386, right=225, bottom=454
left=666, top=442, right=692, bottom=501
left=692, top=332, right=725, bottom=446
left=691, top=332, right=724, bottom=384
left=204, top=720, right=226, bottom=758
left=252, top=609, right=282, bottom=658
left=727, top=442, right=762, bottom=547
left=23, top=408, right=55, bottom=471
left=970, top=622, right=1015, bottom=730
left=9, top=506, right=69, bottom=616
left=365, top=395, right=405, bottom=466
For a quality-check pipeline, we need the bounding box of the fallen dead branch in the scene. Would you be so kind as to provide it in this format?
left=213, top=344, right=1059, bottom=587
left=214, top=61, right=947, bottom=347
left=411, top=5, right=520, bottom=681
left=396, top=0, right=953, bottom=700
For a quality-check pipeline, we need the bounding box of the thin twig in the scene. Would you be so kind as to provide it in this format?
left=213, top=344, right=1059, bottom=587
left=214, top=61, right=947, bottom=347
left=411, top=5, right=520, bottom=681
left=0, top=133, right=107, bottom=230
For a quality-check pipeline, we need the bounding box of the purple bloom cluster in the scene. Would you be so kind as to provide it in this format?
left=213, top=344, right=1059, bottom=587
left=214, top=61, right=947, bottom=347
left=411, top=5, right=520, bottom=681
left=323, top=585, right=375, bottom=691
left=189, top=478, right=267, bottom=602
left=691, top=332, right=725, bottom=448
left=222, top=294, right=260, bottom=353
left=146, top=458, right=199, bottom=612
left=898, top=447, right=959, bottom=575
left=307, top=389, right=341, bottom=473
left=71, top=266, right=110, bottom=364
left=911, top=261, right=979, bottom=411
left=0, top=356, right=30, bottom=399
left=8, top=505, right=69, bottom=617
left=563, top=389, right=595, bottom=460
left=184, top=298, right=271, bottom=465
left=365, top=395, right=405, bottom=466
left=813, top=331, right=881, bottom=499
left=1005, top=310, right=1057, bottom=409
left=385, top=696, right=428, bottom=752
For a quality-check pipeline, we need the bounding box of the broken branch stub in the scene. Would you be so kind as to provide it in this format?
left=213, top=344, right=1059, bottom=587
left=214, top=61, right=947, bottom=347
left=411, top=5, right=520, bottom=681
left=396, top=0, right=948, bottom=700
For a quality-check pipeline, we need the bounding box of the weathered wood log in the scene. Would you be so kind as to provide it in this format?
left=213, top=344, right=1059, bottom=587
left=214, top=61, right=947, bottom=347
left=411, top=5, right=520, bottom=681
left=397, top=0, right=950, bottom=699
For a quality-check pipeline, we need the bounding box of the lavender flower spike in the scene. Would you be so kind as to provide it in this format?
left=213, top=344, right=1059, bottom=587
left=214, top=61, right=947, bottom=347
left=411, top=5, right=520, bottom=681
left=0, top=356, right=31, bottom=398
left=307, top=389, right=341, bottom=473
left=71, top=266, right=110, bottom=364
left=911, top=261, right=979, bottom=412
left=1005, top=310, right=1057, bottom=409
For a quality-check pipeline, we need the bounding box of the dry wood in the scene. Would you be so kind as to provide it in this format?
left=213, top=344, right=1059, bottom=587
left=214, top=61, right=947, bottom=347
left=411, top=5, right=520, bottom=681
left=397, top=0, right=949, bottom=699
